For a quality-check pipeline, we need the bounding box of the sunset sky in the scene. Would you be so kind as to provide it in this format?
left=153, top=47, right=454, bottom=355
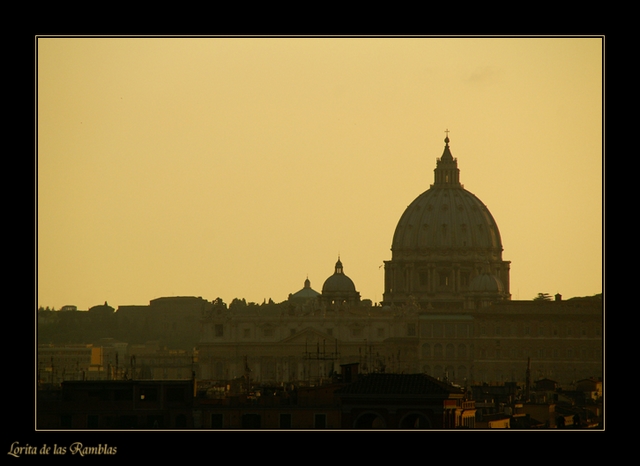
left=37, top=36, right=603, bottom=310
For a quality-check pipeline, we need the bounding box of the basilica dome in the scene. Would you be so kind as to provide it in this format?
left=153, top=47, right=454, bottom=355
left=383, top=134, right=511, bottom=308
left=392, top=136, right=503, bottom=257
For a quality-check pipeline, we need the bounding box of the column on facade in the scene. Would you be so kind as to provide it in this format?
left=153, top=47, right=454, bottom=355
left=453, top=263, right=460, bottom=293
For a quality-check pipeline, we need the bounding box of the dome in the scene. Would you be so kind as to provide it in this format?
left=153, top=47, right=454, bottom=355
left=321, top=257, right=361, bottom=306
left=322, top=258, right=357, bottom=293
left=392, top=188, right=503, bottom=255
left=468, top=272, right=504, bottom=293
left=392, top=137, right=503, bottom=257
left=383, top=133, right=511, bottom=308
left=290, top=277, right=321, bottom=300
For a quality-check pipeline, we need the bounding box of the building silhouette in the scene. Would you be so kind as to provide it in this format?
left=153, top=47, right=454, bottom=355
left=196, top=134, right=602, bottom=387
left=384, top=134, right=510, bottom=309
left=37, top=133, right=603, bottom=429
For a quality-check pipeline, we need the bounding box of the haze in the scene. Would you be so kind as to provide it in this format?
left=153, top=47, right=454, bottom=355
left=37, top=37, right=603, bottom=310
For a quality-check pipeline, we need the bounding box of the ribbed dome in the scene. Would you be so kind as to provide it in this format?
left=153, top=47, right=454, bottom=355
left=391, top=136, right=503, bottom=257
left=383, top=133, right=511, bottom=308
left=392, top=187, right=503, bottom=254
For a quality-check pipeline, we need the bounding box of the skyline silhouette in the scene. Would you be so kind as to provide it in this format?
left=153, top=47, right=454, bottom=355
left=37, top=36, right=603, bottom=310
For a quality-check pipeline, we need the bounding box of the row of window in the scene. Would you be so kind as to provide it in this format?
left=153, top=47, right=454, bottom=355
left=478, top=347, right=602, bottom=360
left=477, top=324, right=601, bottom=338
left=214, top=322, right=601, bottom=340
left=422, top=343, right=602, bottom=360
left=214, top=324, right=392, bottom=339
left=420, top=322, right=601, bottom=339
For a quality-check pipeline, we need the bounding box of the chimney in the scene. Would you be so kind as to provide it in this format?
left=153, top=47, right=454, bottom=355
left=555, top=293, right=562, bottom=302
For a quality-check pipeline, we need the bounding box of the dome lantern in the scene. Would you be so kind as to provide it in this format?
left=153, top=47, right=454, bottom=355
left=432, top=131, right=461, bottom=187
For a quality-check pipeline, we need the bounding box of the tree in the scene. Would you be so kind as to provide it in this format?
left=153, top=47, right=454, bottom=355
left=534, top=293, right=552, bottom=301
left=229, top=298, right=247, bottom=311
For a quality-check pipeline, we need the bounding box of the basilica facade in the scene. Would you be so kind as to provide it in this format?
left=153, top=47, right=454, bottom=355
left=197, top=135, right=602, bottom=387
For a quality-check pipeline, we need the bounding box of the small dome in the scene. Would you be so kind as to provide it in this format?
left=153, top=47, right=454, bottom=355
left=321, top=257, right=361, bottom=306
left=468, top=273, right=504, bottom=293
left=290, top=277, right=321, bottom=300
left=323, top=273, right=357, bottom=293
left=322, top=257, right=357, bottom=293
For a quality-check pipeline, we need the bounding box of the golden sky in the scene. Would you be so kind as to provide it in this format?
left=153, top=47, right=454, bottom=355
left=37, top=36, right=603, bottom=310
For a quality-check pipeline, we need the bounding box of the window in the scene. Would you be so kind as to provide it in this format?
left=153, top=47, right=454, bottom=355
left=242, top=414, right=261, bottom=429
left=263, top=328, right=274, bottom=337
left=175, top=414, right=187, bottom=428
left=314, top=414, right=327, bottom=429
left=377, top=328, right=384, bottom=338
left=446, top=344, right=455, bottom=358
left=114, top=388, right=133, bottom=401
left=243, top=328, right=251, bottom=338
left=214, top=324, right=223, bottom=337
left=211, top=414, right=223, bottom=429
left=140, top=387, right=158, bottom=401
left=419, top=271, right=428, bottom=288
left=445, top=324, right=455, bottom=338
left=280, top=414, right=292, bottom=429
left=407, top=323, right=416, bottom=336
left=352, top=328, right=363, bottom=337
left=147, top=415, right=164, bottom=428
left=167, top=387, right=185, bottom=403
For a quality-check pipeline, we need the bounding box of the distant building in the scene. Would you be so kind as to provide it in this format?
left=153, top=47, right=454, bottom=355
left=37, top=379, right=195, bottom=429
left=38, top=344, right=105, bottom=385
left=334, top=369, right=474, bottom=428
